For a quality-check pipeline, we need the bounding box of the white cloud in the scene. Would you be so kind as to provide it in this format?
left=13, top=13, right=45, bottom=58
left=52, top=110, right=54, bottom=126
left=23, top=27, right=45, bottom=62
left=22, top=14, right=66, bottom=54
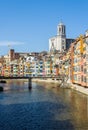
left=0, top=41, right=25, bottom=46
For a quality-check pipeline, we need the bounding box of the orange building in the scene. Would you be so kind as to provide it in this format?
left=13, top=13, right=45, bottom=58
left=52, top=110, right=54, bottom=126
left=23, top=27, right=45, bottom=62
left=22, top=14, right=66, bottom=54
left=70, top=35, right=88, bottom=87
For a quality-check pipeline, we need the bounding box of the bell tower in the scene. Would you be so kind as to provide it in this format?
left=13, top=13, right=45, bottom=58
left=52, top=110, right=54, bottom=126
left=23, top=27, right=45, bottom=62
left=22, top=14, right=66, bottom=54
left=57, top=22, right=66, bottom=51
left=57, top=22, right=66, bottom=38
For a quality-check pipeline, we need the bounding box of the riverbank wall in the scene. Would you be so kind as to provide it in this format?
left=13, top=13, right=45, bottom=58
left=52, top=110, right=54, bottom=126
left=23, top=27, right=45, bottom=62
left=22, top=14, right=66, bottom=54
left=32, top=78, right=88, bottom=95
left=32, top=78, right=60, bottom=85
left=70, top=83, right=88, bottom=95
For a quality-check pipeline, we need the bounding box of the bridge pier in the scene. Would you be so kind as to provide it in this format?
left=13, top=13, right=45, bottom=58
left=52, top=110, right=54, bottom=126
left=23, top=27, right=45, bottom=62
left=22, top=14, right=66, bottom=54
left=28, top=78, right=32, bottom=89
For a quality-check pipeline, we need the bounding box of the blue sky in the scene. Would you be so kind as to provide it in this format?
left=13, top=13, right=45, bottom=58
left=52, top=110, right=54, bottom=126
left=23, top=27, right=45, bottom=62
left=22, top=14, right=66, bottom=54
left=0, top=0, right=88, bottom=55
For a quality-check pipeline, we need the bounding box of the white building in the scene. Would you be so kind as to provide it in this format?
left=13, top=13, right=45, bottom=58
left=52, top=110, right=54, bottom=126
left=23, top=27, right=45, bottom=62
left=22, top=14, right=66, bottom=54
left=49, top=22, right=74, bottom=52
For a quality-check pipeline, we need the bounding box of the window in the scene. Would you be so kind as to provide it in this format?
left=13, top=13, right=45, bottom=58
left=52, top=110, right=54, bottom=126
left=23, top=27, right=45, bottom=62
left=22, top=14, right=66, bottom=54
left=84, top=68, right=86, bottom=74
left=81, top=75, right=83, bottom=82
left=83, top=47, right=86, bottom=51
left=74, top=74, right=77, bottom=81
left=81, top=65, right=83, bottom=72
left=62, top=39, right=65, bottom=43
left=59, top=27, right=61, bottom=33
left=83, top=76, right=86, bottom=83
left=78, top=76, right=81, bottom=82
left=62, top=46, right=64, bottom=49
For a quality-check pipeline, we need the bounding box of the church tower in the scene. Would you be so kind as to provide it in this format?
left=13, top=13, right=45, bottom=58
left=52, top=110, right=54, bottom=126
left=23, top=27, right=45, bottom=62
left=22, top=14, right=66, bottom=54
left=57, top=22, right=66, bottom=51
left=57, top=22, right=66, bottom=37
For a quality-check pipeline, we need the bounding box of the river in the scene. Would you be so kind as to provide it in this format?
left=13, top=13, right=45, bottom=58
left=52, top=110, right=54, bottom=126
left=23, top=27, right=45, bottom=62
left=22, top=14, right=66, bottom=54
left=0, top=80, right=88, bottom=130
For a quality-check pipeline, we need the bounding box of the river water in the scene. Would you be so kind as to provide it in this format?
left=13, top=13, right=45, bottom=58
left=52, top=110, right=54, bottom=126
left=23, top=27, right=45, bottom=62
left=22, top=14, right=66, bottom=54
left=0, top=80, right=88, bottom=130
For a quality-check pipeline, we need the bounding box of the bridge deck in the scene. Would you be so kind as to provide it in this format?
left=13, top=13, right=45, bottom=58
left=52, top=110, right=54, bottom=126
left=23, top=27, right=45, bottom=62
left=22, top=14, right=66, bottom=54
left=0, top=76, right=63, bottom=80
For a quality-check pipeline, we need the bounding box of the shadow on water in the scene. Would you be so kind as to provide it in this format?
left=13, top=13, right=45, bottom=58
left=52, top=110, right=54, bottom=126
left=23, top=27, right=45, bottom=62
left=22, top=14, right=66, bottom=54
left=0, top=101, right=74, bottom=130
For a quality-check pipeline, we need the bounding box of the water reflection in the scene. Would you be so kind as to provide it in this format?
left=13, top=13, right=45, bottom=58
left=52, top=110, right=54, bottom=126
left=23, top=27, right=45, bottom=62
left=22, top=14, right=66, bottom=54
left=0, top=80, right=88, bottom=130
